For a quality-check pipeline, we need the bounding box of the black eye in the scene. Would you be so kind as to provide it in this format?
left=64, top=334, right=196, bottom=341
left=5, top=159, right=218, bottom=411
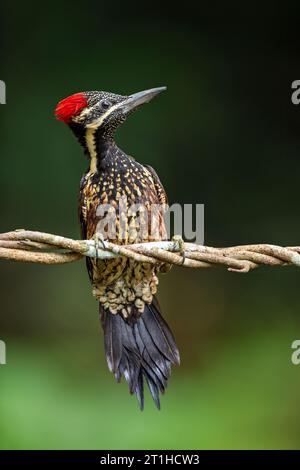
left=101, top=100, right=111, bottom=109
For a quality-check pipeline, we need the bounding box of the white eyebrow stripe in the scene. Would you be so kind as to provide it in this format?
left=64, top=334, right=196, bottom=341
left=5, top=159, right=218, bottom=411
left=85, top=100, right=125, bottom=130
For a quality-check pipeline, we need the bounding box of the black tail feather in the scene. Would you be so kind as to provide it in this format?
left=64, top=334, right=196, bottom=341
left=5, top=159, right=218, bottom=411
left=100, top=298, right=180, bottom=410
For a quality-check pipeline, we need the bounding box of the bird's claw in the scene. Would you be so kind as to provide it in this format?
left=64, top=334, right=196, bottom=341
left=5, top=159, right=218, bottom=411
left=92, top=233, right=106, bottom=258
left=172, top=235, right=186, bottom=265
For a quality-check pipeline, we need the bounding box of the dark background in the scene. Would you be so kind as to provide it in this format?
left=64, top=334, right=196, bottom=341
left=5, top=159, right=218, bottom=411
left=1, top=2, right=300, bottom=449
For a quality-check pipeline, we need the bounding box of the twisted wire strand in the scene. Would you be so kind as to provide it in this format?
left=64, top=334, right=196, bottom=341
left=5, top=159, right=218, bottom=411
left=0, top=229, right=299, bottom=273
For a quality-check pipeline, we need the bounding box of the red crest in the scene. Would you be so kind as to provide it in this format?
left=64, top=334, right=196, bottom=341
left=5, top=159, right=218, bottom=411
left=55, top=92, right=88, bottom=123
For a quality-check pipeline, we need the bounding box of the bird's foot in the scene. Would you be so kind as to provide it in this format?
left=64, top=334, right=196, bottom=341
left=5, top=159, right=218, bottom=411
left=92, top=233, right=107, bottom=258
left=172, top=235, right=186, bottom=265
left=159, top=262, right=172, bottom=273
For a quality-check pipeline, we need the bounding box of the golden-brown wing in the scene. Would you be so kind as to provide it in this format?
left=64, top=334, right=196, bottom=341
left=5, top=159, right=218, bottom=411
left=144, top=164, right=169, bottom=206
left=143, top=164, right=168, bottom=241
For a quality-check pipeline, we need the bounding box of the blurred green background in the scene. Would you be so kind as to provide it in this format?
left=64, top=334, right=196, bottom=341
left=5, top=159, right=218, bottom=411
left=1, top=2, right=300, bottom=450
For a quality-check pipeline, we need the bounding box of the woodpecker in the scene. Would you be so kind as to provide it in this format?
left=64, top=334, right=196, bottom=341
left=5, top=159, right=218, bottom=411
left=55, top=87, right=180, bottom=409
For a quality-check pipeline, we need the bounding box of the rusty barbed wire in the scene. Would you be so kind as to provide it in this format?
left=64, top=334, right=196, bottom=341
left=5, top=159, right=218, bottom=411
left=0, top=229, right=300, bottom=273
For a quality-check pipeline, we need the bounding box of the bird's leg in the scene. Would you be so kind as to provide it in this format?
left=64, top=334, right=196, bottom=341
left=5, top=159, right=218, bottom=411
left=172, top=234, right=186, bottom=265
left=92, top=233, right=107, bottom=259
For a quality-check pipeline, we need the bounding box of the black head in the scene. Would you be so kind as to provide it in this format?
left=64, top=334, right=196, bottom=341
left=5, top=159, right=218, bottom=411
left=55, top=87, right=166, bottom=142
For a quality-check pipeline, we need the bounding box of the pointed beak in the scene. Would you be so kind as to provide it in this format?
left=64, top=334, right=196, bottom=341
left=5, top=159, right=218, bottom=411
left=120, top=86, right=167, bottom=113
